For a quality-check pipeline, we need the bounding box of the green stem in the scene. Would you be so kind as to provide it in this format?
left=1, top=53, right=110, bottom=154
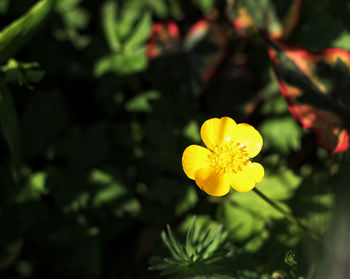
left=253, top=188, right=320, bottom=241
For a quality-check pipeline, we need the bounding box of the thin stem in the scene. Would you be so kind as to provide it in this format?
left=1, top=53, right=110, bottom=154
left=253, top=188, right=320, bottom=241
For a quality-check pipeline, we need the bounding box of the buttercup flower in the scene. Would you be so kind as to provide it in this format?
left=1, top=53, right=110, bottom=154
left=182, top=117, right=264, bottom=196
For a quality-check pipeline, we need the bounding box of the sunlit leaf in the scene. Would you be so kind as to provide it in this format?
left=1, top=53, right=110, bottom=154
left=183, top=120, right=201, bottom=143
left=125, top=90, right=161, bottom=113
left=16, top=171, right=47, bottom=203
left=260, top=116, right=302, bottom=154
left=0, top=0, right=55, bottom=63
left=267, top=39, right=350, bottom=152
left=1, top=59, right=45, bottom=86
left=101, top=1, right=120, bottom=52
left=217, top=169, right=301, bottom=251
left=117, top=0, right=143, bottom=40
left=96, top=0, right=151, bottom=76
left=227, top=0, right=302, bottom=39
left=124, top=12, right=152, bottom=52
left=90, top=169, right=126, bottom=208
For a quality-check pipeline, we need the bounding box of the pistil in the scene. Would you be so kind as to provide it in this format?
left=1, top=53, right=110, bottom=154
left=208, top=141, right=249, bottom=174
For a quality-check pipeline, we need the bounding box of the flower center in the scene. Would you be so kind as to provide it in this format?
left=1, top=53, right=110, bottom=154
left=208, top=141, right=249, bottom=174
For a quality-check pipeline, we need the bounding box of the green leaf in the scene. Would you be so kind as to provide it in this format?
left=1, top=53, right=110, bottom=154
left=0, top=0, right=56, bottom=64
left=175, top=187, right=198, bottom=216
left=0, top=0, right=9, bottom=15
left=1, top=59, right=45, bottom=86
left=285, top=250, right=298, bottom=268
left=117, top=1, right=142, bottom=40
left=124, top=12, right=152, bottom=52
left=151, top=217, right=233, bottom=278
left=56, top=0, right=81, bottom=12
left=260, top=116, right=302, bottom=154
left=125, top=90, right=160, bottom=113
left=192, top=0, right=216, bottom=12
left=94, top=47, right=148, bottom=76
left=166, top=224, right=186, bottom=260
left=183, top=120, right=201, bottom=143
left=90, top=169, right=127, bottom=207
left=145, top=0, right=168, bottom=18
left=16, top=171, right=47, bottom=202
left=101, top=1, right=120, bottom=52
left=161, top=227, right=183, bottom=261
left=218, top=169, right=301, bottom=250
left=0, top=80, right=21, bottom=180
left=185, top=217, right=196, bottom=258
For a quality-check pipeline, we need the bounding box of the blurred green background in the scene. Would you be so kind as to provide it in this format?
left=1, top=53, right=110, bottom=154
left=0, top=0, right=349, bottom=278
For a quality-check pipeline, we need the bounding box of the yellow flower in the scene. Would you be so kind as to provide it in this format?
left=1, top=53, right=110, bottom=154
left=182, top=117, right=264, bottom=196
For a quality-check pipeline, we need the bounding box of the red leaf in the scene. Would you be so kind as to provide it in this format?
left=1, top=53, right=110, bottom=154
left=147, top=21, right=180, bottom=59
left=184, top=20, right=228, bottom=83
left=268, top=41, right=350, bottom=152
left=227, top=0, right=302, bottom=40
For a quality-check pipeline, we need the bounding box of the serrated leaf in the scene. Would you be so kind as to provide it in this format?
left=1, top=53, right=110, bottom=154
left=0, top=0, right=55, bottom=64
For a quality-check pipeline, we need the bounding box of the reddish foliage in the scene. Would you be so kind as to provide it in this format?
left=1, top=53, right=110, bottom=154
left=228, top=0, right=302, bottom=40
left=147, top=21, right=180, bottom=59
left=268, top=42, right=350, bottom=152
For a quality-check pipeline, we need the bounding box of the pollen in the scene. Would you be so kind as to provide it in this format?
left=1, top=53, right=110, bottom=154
left=208, top=141, right=249, bottom=174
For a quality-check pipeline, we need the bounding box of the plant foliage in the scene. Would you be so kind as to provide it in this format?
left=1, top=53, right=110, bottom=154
left=0, top=0, right=349, bottom=278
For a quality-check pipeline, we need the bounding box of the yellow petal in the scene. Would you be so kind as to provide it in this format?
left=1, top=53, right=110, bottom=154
left=182, top=145, right=211, bottom=180
left=229, top=162, right=264, bottom=192
left=200, top=117, right=237, bottom=150
left=194, top=167, right=231, bottom=196
left=231, top=123, right=263, bottom=158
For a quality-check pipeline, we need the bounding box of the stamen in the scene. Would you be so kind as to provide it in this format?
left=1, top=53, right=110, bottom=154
left=208, top=141, right=249, bottom=174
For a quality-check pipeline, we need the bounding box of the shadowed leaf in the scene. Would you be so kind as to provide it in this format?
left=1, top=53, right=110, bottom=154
left=0, top=80, right=21, bottom=181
